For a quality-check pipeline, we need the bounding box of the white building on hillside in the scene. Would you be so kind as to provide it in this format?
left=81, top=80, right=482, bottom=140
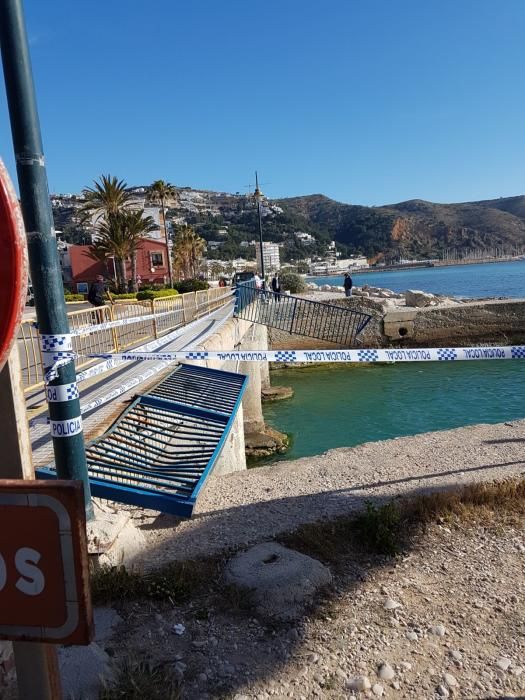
left=256, top=242, right=280, bottom=272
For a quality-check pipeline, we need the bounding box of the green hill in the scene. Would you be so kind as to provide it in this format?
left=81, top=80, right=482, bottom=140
left=277, top=194, right=525, bottom=260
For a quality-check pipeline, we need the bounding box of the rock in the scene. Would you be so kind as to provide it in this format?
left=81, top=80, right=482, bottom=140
left=449, top=650, right=462, bottom=662
left=93, top=607, right=123, bottom=645
left=444, top=672, right=458, bottom=687
left=198, top=673, right=208, bottom=683
left=59, top=643, right=111, bottom=700
left=430, top=624, right=447, bottom=637
left=406, top=631, right=418, bottom=641
left=496, top=657, right=512, bottom=671
left=372, top=683, right=384, bottom=696
left=261, top=385, right=294, bottom=402
left=384, top=597, right=402, bottom=610
left=345, top=676, right=371, bottom=691
left=399, top=661, right=412, bottom=671
left=405, top=289, right=436, bottom=307
left=437, top=684, right=450, bottom=697
left=223, top=542, right=332, bottom=620
left=245, top=427, right=289, bottom=458
left=378, top=662, right=395, bottom=681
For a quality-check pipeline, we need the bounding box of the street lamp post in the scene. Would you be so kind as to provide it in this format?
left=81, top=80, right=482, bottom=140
left=254, top=171, right=266, bottom=288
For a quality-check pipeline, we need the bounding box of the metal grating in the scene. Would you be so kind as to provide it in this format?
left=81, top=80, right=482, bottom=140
left=234, top=280, right=372, bottom=346
left=36, top=365, right=247, bottom=517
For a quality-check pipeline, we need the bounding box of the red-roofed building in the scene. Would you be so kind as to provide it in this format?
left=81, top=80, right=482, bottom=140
left=61, top=239, right=170, bottom=292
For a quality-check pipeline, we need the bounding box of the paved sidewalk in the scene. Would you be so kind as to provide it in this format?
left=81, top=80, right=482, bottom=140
left=30, top=304, right=234, bottom=467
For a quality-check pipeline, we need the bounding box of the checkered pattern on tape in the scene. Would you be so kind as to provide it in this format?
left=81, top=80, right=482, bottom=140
left=274, top=351, right=297, bottom=362
left=184, top=351, right=209, bottom=360
left=511, top=347, right=525, bottom=359
left=40, top=334, right=72, bottom=352
left=66, top=384, right=80, bottom=400
left=437, top=348, right=457, bottom=361
left=357, top=349, right=379, bottom=362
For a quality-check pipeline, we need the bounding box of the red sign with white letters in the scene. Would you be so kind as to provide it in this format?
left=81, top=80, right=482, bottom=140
left=0, top=480, right=92, bottom=644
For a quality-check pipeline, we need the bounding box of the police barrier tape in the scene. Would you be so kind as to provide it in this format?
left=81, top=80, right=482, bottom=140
left=79, top=307, right=236, bottom=415
left=43, top=304, right=235, bottom=382
left=37, top=289, right=235, bottom=338
left=43, top=344, right=525, bottom=366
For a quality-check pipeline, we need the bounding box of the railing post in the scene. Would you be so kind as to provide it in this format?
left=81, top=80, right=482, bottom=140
left=289, top=297, right=298, bottom=335
left=109, top=304, right=120, bottom=353
left=151, top=299, right=158, bottom=339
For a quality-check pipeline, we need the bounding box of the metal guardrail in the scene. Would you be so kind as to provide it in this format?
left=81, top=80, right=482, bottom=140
left=19, top=287, right=233, bottom=395
left=36, top=364, right=248, bottom=517
left=234, top=281, right=372, bottom=345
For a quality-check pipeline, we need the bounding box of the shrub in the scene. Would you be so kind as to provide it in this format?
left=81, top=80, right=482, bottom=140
left=136, top=288, right=179, bottom=300
left=111, top=293, right=138, bottom=300
left=64, top=293, right=85, bottom=302
left=279, top=271, right=306, bottom=294
left=173, top=278, right=209, bottom=294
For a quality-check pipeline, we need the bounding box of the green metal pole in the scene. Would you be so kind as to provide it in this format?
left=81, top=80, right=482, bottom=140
left=0, top=0, right=93, bottom=518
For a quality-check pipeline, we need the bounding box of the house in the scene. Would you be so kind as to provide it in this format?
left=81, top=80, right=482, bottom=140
left=63, top=239, right=170, bottom=292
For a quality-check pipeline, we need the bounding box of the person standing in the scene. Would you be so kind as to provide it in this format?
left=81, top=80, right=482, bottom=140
left=343, top=272, right=353, bottom=297
left=88, top=274, right=112, bottom=307
left=271, top=273, right=281, bottom=301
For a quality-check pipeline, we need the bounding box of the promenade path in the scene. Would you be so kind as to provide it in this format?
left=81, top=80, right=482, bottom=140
left=28, top=302, right=234, bottom=468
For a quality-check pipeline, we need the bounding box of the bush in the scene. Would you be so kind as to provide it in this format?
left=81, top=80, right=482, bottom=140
left=136, top=288, right=179, bottom=300
left=278, top=271, right=306, bottom=294
left=173, top=279, right=209, bottom=294
left=111, top=293, right=138, bottom=300
left=64, top=293, right=85, bottom=302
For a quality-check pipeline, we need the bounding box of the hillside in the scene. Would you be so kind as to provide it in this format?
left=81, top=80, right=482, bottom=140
left=277, top=194, right=525, bottom=261
left=52, top=186, right=525, bottom=262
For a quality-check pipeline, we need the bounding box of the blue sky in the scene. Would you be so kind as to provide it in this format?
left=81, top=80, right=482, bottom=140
left=1, top=0, right=525, bottom=206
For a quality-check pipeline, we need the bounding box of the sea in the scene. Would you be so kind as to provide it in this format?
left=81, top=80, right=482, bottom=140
left=262, top=260, right=525, bottom=462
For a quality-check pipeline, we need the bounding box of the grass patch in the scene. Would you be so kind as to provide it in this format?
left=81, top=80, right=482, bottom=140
left=100, top=658, right=180, bottom=699
left=281, top=478, right=525, bottom=562
left=91, top=559, right=219, bottom=605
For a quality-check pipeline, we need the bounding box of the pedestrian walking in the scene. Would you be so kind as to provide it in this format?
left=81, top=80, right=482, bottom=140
left=271, top=273, right=281, bottom=301
left=88, top=274, right=112, bottom=307
left=343, top=272, right=353, bottom=297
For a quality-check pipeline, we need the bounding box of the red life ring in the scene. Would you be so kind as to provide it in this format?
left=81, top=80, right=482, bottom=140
left=0, top=159, right=28, bottom=373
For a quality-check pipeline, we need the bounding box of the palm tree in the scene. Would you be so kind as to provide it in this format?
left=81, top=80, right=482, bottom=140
left=87, top=211, right=155, bottom=292
left=120, top=210, right=157, bottom=292
left=172, top=226, right=206, bottom=280
left=148, top=180, right=177, bottom=286
left=80, top=174, right=133, bottom=225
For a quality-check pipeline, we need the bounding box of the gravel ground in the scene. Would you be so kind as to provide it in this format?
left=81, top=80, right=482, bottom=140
left=134, top=419, right=525, bottom=568
left=106, top=498, right=525, bottom=699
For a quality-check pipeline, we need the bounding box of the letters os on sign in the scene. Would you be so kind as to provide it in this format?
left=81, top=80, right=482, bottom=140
left=0, top=480, right=92, bottom=644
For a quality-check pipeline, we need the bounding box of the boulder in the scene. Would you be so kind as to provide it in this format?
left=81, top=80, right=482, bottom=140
left=224, top=542, right=332, bottom=620
left=405, top=289, right=436, bottom=307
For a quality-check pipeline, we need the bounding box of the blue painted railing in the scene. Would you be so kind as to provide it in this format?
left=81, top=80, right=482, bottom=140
left=37, top=364, right=247, bottom=517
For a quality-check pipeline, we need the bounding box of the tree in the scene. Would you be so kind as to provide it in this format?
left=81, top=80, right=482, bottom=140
left=80, top=174, right=133, bottom=225
left=172, top=225, right=206, bottom=280
left=148, top=180, right=177, bottom=286
left=87, top=211, right=156, bottom=292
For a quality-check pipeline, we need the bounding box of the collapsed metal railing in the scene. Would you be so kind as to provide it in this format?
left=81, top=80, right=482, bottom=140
left=234, top=280, right=372, bottom=345
left=36, top=364, right=247, bottom=517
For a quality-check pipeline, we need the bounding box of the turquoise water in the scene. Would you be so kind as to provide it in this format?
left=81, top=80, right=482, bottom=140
left=263, top=260, right=525, bottom=460
left=311, top=259, right=525, bottom=298
left=264, top=362, right=525, bottom=461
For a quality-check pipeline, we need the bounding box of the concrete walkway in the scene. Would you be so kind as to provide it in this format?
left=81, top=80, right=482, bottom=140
left=137, top=418, right=525, bottom=567
left=29, top=303, right=234, bottom=467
